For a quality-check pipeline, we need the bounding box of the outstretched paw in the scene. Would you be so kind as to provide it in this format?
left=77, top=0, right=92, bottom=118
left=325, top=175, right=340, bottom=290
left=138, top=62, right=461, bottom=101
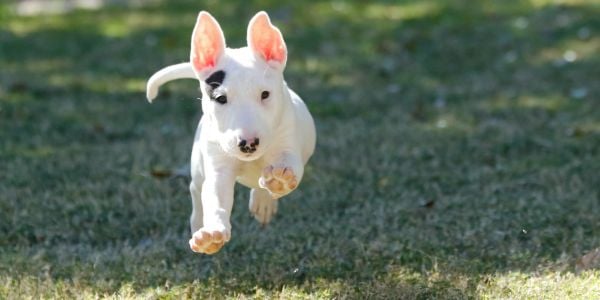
left=259, top=166, right=297, bottom=198
left=189, top=227, right=230, bottom=255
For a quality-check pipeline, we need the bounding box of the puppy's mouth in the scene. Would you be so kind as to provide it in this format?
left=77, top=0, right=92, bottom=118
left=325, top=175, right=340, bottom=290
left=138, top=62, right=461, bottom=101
left=219, top=143, right=260, bottom=161
left=219, top=138, right=267, bottom=161
left=236, top=152, right=261, bottom=162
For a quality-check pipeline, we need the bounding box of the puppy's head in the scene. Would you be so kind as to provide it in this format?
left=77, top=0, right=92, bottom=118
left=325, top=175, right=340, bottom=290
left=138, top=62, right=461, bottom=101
left=190, top=11, right=287, bottom=161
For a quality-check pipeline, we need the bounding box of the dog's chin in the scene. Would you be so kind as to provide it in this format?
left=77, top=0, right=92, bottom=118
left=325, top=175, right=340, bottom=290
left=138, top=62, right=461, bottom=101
left=234, top=152, right=262, bottom=162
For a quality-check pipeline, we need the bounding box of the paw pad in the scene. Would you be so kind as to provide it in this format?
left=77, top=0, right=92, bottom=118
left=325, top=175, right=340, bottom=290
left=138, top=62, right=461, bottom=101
left=189, top=227, right=230, bottom=255
left=259, top=166, right=297, bottom=198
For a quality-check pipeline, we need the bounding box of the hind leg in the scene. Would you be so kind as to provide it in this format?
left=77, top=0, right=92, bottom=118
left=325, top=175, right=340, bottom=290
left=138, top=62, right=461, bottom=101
left=249, top=188, right=278, bottom=225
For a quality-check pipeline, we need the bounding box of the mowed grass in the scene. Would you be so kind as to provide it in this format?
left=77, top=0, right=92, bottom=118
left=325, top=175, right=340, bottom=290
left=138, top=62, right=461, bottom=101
left=1, top=0, right=599, bottom=298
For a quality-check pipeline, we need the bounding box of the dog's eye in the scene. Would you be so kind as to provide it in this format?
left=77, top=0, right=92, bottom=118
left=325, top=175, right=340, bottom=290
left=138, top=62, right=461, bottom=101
left=214, top=95, right=227, bottom=104
left=261, top=91, right=270, bottom=100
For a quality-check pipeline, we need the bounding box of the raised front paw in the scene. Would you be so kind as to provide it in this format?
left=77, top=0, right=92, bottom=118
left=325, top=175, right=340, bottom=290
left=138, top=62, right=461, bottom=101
left=259, top=166, right=298, bottom=198
left=189, top=227, right=230, bottom=255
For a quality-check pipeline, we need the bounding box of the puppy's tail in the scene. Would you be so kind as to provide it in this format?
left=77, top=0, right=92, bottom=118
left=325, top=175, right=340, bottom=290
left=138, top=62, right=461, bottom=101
left=146, top=62, right=197, bottom=102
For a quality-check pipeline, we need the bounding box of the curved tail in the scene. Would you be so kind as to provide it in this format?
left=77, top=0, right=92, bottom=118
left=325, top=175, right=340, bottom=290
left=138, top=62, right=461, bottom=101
left=146, top=62, right=196, bottom=102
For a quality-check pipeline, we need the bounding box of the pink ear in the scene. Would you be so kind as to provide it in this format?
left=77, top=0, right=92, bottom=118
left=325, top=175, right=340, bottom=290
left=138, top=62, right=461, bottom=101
left=190, top=11, right=226, bottom=75
left=247, top=12, right=287, bottom=67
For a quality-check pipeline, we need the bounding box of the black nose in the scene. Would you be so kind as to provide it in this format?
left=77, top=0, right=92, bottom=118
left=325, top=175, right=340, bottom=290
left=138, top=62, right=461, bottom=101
left=238, top=138, right=259, bottom=153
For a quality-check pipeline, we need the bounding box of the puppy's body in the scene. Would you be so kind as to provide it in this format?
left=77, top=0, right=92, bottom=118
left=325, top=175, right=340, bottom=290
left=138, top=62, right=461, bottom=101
left=146, top=12, right=315, bottom=254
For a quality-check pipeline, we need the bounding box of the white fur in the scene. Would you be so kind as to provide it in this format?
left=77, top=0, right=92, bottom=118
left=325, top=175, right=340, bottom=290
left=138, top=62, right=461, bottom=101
left=146, top=12, right=316, bottom=255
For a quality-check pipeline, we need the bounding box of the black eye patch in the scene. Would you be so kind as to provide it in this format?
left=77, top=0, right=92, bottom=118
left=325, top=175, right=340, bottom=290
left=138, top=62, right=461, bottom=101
left=205, top=70, right=226, bottom=88
left=204, top=70, right=227, bottom=104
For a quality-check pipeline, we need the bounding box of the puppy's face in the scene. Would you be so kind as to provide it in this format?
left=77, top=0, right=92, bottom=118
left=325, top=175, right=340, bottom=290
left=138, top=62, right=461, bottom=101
left=190, top=12, right=287, bottom=161
left=200, top=50, right=285, bottom=161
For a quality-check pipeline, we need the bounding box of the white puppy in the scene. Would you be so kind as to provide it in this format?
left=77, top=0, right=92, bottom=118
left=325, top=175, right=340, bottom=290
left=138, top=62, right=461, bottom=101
left=146, top=11, right=316, bottom=254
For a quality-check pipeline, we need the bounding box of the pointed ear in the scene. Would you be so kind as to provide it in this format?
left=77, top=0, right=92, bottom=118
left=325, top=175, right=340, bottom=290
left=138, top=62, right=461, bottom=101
left=247, top=11, right=287, bottom=69
left=190, top=11, right=226, bottom=77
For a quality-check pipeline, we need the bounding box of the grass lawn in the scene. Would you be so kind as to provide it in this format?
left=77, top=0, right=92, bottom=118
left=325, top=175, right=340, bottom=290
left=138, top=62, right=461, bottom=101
left=1, top=0, right=599, bottom=298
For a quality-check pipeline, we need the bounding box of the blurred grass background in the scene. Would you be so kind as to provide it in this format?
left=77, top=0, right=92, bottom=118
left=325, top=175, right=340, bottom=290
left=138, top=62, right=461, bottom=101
left=0, top=0, right=599, bottom=298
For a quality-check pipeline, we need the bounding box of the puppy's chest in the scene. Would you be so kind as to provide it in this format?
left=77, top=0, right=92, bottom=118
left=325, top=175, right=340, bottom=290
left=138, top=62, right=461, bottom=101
left=235, top=159, right=264, bottom=189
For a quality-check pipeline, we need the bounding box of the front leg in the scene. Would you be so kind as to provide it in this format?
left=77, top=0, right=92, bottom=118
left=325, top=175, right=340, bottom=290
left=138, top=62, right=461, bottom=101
left=259, top=151, right=304, bottom=199
left=189, top=162, right=236, bottom=255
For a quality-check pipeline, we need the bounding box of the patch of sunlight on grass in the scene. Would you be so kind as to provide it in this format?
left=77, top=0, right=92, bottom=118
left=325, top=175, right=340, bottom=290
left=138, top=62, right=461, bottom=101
left=47, top=73, right=74, bottom=88
left=421, top=113, right=474, bottom=133
left=309, top=0, right=440, bottom=23
left=255, top=285, right=334, bottom=299
left=13, top=0, right=103, bottom=16
left=530, top=0, right=595, bottom=7
left=532, top=37, right=600, bottom=66
left=97, top=13, right=193, bottom=38
left=478, top=271, right=600, bottom=299
left=482, top=94, right=568, bottom=112
left=124, top=78, right=147, bottom=93
left=301, top=57, right=327, bottom=73
left=47, top=73, right=146, bottom=93
left=11, top=0, right=162, bottom=17
left=5, top=16, right=71, bottom=35
left=11, top=146, right=56, bottom=158
left=0, top=275, right=337, bottom=299
left=1, top=276, right=136, bottom=299
left=364, top=1, right=440, bottom=21
left=100, top=20, right=132, bottom=38
left=577, top=121, right=600, bottom=134
left=518, top=95, right=567, bottom=110
left=5, top=10, right=190, bottom=37
left=17, top=58, right=73, bottom=74
left=90, top=77, right=147, bottom=93
left=328, top=74, right=355, bottom=87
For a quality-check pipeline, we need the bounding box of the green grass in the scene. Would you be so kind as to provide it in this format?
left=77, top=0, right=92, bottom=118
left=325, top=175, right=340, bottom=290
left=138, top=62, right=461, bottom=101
left=1, top=0, right=599, bottom=298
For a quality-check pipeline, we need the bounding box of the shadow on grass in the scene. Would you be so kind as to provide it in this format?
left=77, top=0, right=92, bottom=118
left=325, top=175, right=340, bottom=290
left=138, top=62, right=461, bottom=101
left=1, top=0, right=598, bottom=297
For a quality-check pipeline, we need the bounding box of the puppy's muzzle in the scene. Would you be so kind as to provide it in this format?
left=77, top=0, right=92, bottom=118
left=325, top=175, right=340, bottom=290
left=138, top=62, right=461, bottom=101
left=238, top=138, right=259, bottom=153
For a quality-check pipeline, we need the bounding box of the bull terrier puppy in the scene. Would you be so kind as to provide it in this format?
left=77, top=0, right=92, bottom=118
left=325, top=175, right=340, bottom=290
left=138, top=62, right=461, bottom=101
left=145, top=11, right=316, bottom=254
